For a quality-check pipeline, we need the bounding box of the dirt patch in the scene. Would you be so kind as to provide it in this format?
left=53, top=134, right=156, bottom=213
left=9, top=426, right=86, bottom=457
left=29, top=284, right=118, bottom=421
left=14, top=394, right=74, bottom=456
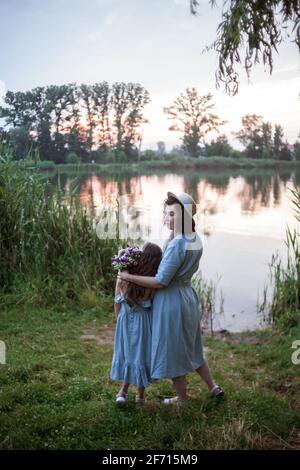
left=80, top=326, right=212, bottom=354
left=202, top=328, right=266, bottom=346
left=257, top=427, right=300, bottom=450
left=80, top=325, right=115, bottom=345
left=265, top=378, right=300, bottom=395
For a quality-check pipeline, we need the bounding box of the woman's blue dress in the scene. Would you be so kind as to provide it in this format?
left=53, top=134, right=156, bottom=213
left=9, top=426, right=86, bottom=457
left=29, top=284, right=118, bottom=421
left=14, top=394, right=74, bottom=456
left=151, top=232, right=206, bottom=379
left=110, top=293, right=154, bottom=388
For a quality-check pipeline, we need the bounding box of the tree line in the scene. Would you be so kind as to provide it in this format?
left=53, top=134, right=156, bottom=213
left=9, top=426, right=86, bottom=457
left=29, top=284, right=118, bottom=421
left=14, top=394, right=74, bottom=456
left=0, top=83, right=299, bottom=163
left=205, top=114, right=299, bottom=161
left=0, top=82, right=150, bottom=163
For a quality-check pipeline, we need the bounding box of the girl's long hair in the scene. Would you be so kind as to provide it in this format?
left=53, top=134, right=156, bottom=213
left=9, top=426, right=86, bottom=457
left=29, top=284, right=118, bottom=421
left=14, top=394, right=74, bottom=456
left=119, top=242, right=162, bottom=306
left=164, top=194, right=196, bottom=233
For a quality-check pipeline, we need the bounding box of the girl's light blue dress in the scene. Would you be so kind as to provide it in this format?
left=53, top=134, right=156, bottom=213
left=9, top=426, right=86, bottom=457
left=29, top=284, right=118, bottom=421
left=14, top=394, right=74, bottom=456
left=151, top=232, right=206, bottom=379
left=110, top=293, right=154, bottom=388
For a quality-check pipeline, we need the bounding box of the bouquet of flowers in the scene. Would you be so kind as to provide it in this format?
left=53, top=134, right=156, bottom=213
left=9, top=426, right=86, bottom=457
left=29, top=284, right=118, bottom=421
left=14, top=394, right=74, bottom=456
left=111, top=245, right=143, bottom=271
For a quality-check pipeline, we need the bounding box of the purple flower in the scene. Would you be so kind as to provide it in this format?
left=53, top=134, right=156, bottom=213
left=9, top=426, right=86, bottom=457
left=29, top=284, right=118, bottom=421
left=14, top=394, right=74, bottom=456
left=111, top=244, right=143, bottom=271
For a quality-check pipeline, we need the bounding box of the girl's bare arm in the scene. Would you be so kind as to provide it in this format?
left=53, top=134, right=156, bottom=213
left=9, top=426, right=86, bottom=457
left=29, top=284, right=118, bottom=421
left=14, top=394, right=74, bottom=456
left=114, top=278, right=122, bottom=317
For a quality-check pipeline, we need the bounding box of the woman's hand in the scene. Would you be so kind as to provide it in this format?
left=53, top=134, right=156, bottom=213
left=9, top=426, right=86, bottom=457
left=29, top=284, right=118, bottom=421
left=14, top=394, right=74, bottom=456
left=118, top=270, right=130, bottom=281
left=117, top=270, right=162, bottom=289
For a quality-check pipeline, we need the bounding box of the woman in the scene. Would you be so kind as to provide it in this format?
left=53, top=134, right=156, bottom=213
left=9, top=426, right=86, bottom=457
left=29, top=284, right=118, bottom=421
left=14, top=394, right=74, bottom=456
left=118, top=191, right=224, bottom=405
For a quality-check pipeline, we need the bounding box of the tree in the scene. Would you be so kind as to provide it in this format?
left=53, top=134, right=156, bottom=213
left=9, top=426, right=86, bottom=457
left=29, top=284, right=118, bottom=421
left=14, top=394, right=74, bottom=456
left=234, top=114, right=289, bottom=159
left=22, top=87, right=52, bottom=161
left=93, top=81, right=112, bottom=152
left=279, top=142, right=293, bottom=160
left=46, top=84, right=78, bottom=163
left=261, top=121, right=273, bottom=158
left=273, top=124, right=284, bottom=158
left=190, top=1, right=300, bottom=95
left=163, top=88, right=226, bottom=157
left=0, top=127, right=10, bottom=144
left=66, top=123, right=88, bottom=162
left=80, top=84, right=96, bottom=161
left=0, top=90, right=35, bottom=129
left=294, top=140, right=300, bottom=161
left=0, top=81, right=150, bottom=163
left=157, top=141, right=166, bottom=155
left=66, top=151, right=81, bottom=164
left=111, top=82, right=150, bottom=159
left=234, top=114, right=264, bottom=158
left=8, top=126, right=33, bottom=160
left=65, top=86, right=89, bottom=161
left=205, top=134, right=233, bottom=157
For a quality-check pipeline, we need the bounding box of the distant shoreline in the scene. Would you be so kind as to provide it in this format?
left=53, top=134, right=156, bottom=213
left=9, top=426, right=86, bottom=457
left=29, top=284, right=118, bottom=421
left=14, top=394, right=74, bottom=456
left=12, top=156, right=300, bottom=173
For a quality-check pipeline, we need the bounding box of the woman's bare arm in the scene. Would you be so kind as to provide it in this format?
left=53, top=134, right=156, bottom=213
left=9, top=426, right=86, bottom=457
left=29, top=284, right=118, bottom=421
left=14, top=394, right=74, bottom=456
left=114, top=278, right=122, bottom=317
left=118, top=271, right=163, bottom=289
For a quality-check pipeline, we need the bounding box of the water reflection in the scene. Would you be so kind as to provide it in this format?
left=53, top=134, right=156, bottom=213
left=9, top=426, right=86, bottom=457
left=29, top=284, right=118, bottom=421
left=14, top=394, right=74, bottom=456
left=47, top=168, right=299, bottom=331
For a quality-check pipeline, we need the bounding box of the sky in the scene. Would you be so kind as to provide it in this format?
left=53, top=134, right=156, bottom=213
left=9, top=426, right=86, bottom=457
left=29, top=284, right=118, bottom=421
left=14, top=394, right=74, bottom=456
left=0, top=0, right=299, bottom=150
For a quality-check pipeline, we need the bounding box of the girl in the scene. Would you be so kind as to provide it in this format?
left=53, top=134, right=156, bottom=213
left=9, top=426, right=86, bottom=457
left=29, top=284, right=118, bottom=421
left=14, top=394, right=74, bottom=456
left=110, top=242, right=162, bottom=405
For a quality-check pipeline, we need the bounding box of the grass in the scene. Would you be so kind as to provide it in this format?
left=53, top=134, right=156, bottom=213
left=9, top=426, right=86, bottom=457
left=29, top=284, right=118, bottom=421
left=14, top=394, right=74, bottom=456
left=0, top=298, right=299, bottom=450
left=1, top=142, right=300, bottom=449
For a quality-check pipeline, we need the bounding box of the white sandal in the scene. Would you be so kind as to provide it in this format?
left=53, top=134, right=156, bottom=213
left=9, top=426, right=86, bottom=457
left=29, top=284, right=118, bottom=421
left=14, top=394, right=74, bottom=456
left=116, top=391, right=127, bottom=406
left=162, top=396, right=188, bottom=407
left=210, top=384, right=224, bottom=398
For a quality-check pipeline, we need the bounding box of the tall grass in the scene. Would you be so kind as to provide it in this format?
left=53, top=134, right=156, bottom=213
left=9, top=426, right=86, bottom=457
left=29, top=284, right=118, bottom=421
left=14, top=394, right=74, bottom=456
left=0, top=142, right=120, bottom=308
left=192, top=272, right=225, bottom=334
left=258, top=185, right=300, bottom=328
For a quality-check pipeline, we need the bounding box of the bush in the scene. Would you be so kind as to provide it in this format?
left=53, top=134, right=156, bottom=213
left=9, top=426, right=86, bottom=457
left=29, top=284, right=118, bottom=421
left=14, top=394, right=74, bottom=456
left=230, top=149, right=243, bottom=159
left=141, top=150, right=159, bottom=161
left=104, top=150, right=116, bottom=164
left=164, top=152, right=182, bottom=161
left=205, top=135, right=233, bottom=157
left=90, top=150, right=103, bottom=163
left=36, top=160, right=56, bottom=170
left=115, top=150, right=128, bottom=163
left=66, top=152, right=81, bottom=164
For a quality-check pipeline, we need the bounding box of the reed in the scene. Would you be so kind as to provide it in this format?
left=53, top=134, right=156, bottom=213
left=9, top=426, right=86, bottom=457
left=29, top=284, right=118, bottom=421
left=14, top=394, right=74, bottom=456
left=0, top=142, right=120, bottom=307
left=258, top=185, right=300, bottom=328
left=192, top=272, right=225, bottom=335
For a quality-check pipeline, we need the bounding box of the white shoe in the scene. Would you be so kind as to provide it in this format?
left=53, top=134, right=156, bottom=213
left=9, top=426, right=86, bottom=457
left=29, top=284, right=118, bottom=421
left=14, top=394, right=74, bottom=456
left=210, top=384, right=224, bottom=398
left=162, top=396, right=188, bottom=407
left=116, top=392, right=127, bottom=406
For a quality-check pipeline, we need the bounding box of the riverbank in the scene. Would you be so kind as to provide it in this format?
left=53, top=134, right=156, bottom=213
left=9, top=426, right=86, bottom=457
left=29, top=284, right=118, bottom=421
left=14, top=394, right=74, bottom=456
left=13, top=156, right=300, bottom=174
left=0, top=297, right=299, bottom=450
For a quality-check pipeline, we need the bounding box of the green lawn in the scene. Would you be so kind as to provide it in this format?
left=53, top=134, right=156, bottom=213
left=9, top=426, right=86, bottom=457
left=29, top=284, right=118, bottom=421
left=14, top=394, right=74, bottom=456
left=0, top=298, right=300, bottom=450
